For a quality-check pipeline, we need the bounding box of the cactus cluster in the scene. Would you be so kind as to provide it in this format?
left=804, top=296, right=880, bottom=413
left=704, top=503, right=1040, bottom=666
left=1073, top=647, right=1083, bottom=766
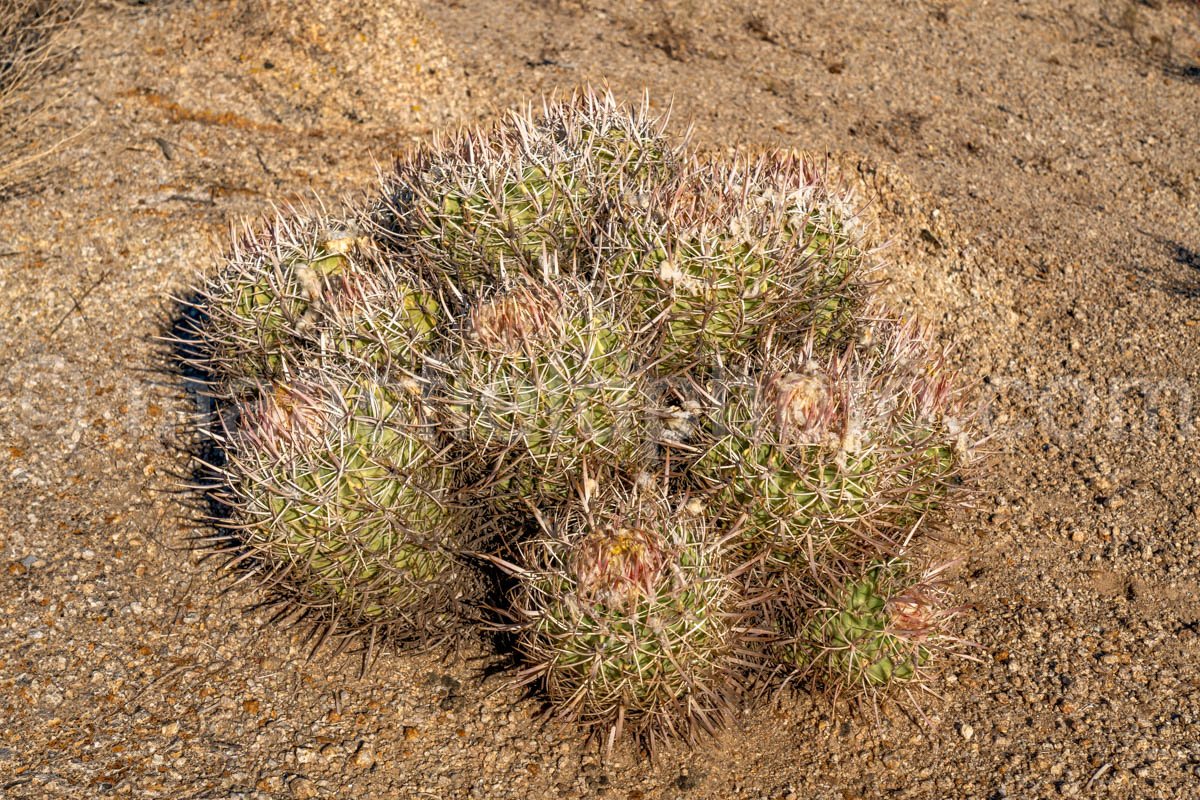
left=178, top=90, right=977, bottom=749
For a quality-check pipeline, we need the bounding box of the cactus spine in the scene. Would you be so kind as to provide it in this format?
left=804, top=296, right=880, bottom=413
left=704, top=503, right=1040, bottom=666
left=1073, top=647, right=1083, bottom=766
left=377, top=92, right=678, bottom=299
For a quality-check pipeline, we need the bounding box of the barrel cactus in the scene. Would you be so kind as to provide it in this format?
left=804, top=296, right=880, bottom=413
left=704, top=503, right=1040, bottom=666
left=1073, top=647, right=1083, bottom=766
left=376, top=91, right=677, bottom=300
left=316, top=258, right=441, bottom=377
left=777, top=558, right=961, bottom=700
left=693, top=315, right=971, bottom=575
left=183, top=213, right=441, bottom=397
left=180, top=88, right=979, bottom=749
left=182, top=215, right=352, bottom=392
left=215, top=371, right=482, bottom=644
left=606, top=151, right=872, bottom=373
left=502, top=477, right=751, bottom=748
left=432, top=277, right=662, bottom=511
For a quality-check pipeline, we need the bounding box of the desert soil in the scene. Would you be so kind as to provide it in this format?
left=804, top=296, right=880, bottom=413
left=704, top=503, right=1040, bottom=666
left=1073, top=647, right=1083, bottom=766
left=2, top=0, right=1200, bottom=797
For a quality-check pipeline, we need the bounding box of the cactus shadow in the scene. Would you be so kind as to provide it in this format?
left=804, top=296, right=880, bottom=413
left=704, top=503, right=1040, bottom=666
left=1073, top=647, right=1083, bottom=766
left=154, top=289, right=242, bottom=548
left=1167, top=63, right=1200, bottom=84
left=154, top=296, right=527, bottom=673
left=473, top=573, right=527, bottom=679
left=1161, top=59, right=1200, bottom=85
left=1130, top=230, right=1200, bottom=299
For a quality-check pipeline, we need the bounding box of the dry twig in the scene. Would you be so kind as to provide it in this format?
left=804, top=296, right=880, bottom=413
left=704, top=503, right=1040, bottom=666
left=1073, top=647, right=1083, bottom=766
left=0, top=0, right=81, bottom=193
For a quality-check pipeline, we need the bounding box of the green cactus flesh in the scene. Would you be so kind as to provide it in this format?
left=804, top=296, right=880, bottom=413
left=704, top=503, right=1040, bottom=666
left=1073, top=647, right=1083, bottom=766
left=254, top=442, right=449, bottom=619
left=208, top=247, right=349, bottom=383
left=325, top=279, right=441, bottom=374
left=894, top=440, right=959, bottom=526
left=568, top=118, right=675, bottom=188
left=617, top=232, right=860, bottom=371
left=695, top=319, right=967, bottom=568
left=387, top=95, right=680, bottom=297
left=605, top=162, right=869, bottom=372
left=692, top=366, right=881, bottom=564
left=698, top=439, right=879, bottom=561
left=201, top=222, right=449, bottom=391
left=420, top=162, right=582, bottom=292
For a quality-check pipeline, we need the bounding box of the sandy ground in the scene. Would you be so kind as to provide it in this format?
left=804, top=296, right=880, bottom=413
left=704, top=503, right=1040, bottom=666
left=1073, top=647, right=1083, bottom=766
left=2, top=0, right=1200, bottom=797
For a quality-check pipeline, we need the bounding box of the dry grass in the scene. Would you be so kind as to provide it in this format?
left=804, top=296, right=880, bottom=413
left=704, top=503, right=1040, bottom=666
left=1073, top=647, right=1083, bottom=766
left=0, top=0, right=80, bottom=193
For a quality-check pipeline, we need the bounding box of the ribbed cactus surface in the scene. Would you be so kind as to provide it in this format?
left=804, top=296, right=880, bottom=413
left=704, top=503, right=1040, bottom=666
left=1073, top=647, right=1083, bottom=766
left=694, top=316, right=969, bottom=571
left=778, top=559, right=958, bottom=695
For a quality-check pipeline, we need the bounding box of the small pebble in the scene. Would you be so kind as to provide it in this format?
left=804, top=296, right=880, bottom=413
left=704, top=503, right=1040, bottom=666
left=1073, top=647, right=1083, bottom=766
left=291, top=777, right=317, bottom=799
left=353, top=741, right=375, bottom=768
